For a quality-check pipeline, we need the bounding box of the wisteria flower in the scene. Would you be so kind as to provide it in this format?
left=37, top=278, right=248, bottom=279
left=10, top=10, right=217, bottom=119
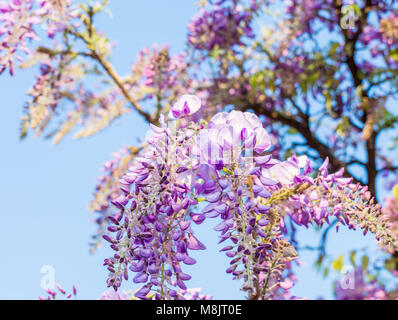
left=169, top=94, right=201, bottom=119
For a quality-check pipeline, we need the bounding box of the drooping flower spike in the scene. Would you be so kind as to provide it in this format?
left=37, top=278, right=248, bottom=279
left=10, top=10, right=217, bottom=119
left=102, top=95, right=396, bottom=300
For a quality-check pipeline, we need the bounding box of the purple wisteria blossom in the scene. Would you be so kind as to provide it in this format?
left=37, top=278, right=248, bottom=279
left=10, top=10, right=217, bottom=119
left=188, top=0, right=258, bottom=52
left=0, top=0, right=76, bottom=75
left=102, top=95, right=396, bottom=300
left=169, top=94, right=202, bottom=119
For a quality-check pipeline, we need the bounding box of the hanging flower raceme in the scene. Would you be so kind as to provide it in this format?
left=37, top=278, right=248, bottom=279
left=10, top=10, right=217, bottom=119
left=103, top=95, right=396, bottom=300
left=187, top=0, right=258, bottom=52
left=19, top=54, right=83, bottom=140
left=0, top=0, right=77, bottom=75
left=103, top=113, right=208, bottom=299
left=0, top=0, right=40, bottom=75
left=128, top=45, right=191, bottom=107
left=88, top=147, right=140, bottom=253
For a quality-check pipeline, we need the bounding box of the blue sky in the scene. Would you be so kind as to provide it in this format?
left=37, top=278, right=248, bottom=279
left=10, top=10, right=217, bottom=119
left=0, top=0, right=382, bottom=300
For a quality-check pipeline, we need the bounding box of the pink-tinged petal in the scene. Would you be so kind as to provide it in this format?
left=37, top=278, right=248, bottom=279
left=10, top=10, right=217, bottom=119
left=255, top=155, right=272, bottom=165
left=150, top=124, right=164, bottom=134
left=319, top=157, right=329, bottom=177
left=205, top=191, right=221, bottom=203
left=254, top=127, right=271, bottom=153
left=56, top=283, right=65, bottom=294
left=183, top=256, right=197, bottom=265
left=190, top=212, right=206, bottom=224
left=196, top=129, right=222, bottom=164
left=179, top=220, right=191, bottom=230
left=111, top=194, right=128, bottom=209
left=209, top=112, right=228, bottom=128
left=243, top=133, right=256, bottom=149
left=217, top=126, right=235, bottom=150
left=264, top=160, right=300, bottom=185
left=336, top=177, right=353, bottom=185
left=244, top=112, right=263, bottom=129
left=227, top=110, right=252, bottom=142
left=279, top=278, right=294, bottom=290
left=309, top=190, right=319, bottom=200
left=205, top=209, right=220, bottom=218
left=320, top=199, right=329, bottom=208
left=187, top=234, right=206, bottom=250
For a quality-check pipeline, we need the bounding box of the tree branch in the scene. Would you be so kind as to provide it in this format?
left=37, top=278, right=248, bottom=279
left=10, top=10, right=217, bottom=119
left=91, top=51, right=153, bottom=123
left=65, top=28, right=153, bottom=124
left=245, top=102, right=364, bottom=185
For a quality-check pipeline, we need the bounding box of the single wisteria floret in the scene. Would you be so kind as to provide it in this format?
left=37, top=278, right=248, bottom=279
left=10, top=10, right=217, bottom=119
left=169, top=94, right=202, bottom=119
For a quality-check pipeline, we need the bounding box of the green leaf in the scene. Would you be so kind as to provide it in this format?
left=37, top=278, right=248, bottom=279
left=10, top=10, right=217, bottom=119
left=332, top=255, right=344, bottom=272
left=300, top=79, right=308, bottom=94
left=393, top=184, right=398, bottom=202
left=315, top=254, right=324, bottom=271
left=388, top=49, right=398, bottom=62
left=210, top=45, right=222, bottom=59
left=349, top=250, right=356, bottom=266
left=385, top=258, right=396, bottom=272
left=326, top=95, right=332, bottom=112
left=361, top=255, right=369, bottom=270
left=351, top=4, right=362, bottom=16
left=336, top=117, right=350, bottom=137
left=307, top=72, right=319, bottom=86
left=329, top=42, right=340, bottom=56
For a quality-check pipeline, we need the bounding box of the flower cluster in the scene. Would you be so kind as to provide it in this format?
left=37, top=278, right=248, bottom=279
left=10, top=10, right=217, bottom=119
left=103, top=114, right=206, bottom=299
left=187, top=0, right=257, bottom=52
left=102, top=95, right=395, bottom=299
left=142, top=46, right=187, bottom=96
left=284, top=0, right=336, bottom=35
left=89, top=147, right=141, bottom=253
left=38, top=0, right=77, bottom=38
left=0, top=0, right=40, bottom=75
left=19, top=49, right=132, bottom=143
left=0, top=0, right=76, bottom=75
left=128, top=46, right=192, bottom=108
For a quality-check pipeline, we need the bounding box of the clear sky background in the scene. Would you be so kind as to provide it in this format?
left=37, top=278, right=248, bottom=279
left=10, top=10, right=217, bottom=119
left=0, top=0, right=383, bottom=300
